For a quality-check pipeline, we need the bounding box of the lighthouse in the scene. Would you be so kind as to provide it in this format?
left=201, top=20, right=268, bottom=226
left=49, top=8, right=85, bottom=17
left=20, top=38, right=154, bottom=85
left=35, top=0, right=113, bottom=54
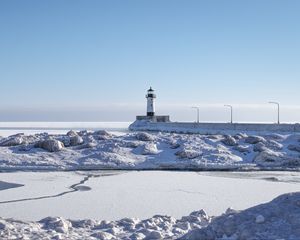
left=134, top=87, right=170, bottom=122
left=146, top=87, right=156, bottom=116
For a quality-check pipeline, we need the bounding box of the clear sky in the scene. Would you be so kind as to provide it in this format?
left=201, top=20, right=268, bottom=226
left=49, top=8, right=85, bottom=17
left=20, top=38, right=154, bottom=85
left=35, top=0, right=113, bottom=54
left=0, top=0, right=300, bottom=122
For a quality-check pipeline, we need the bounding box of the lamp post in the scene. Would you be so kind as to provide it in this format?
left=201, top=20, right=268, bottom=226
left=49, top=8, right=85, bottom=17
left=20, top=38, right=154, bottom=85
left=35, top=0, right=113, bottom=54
left=191, top=107, right=200, bottom=123
left=268, top=101, right=280, bottom=124
left=224, top=105, right=233, bottom=124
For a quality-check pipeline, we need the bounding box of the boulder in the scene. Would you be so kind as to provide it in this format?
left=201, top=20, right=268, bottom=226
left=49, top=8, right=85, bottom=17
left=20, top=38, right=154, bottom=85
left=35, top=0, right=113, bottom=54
left=70, top=135, right=84, bottom=146
left=267, top=140, right=283, bottom=151
left=233, top=145, right=251, bottom=153
left=35, top=139, right=64, bottom=152
left=66, top=130, right=78, bottom=137
left=40, top=217, right=72, bottom=234
left=288, top=144, right=300, bottom=153
left=233, top=133, right=248, bottom=140
left=142, top=143, right=159, bottom=155
left=76, top=142, right=97, bottom=150
left=245, top=135, right=266, bottom=144
left=176, top=149, right=200, bottom=159
left=0, top=136, right=24, bottom=147
left=93, top=130, right=112, bottom=137
left=254, top=150, right=284, bottom=166
left=253, top=142, right=268, bottom=152
left=136, top=132, right=155, bottom=141
left=221, top=135, right=238, bottom=146
left=91, top=231, right=115, bottom=240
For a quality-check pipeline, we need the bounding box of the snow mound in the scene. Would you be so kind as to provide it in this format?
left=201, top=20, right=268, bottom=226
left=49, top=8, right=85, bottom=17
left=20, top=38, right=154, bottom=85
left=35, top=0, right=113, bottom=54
left=180, top=192, right=300, bottom=240
left=0, top=209, right=211, bottom=239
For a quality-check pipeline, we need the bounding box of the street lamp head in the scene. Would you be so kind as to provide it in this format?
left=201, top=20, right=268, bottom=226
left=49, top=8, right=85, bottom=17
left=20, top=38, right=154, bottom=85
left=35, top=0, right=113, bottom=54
left=268, top=101, right=279, bottom=105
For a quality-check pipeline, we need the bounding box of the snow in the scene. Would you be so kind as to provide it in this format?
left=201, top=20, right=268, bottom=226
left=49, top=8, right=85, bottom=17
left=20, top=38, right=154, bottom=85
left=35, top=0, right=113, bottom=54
left=1, top=192, right=300, bottom=239
left=1, top=130, right=300, bottom=170
left=1, top=123, right=300, bottom=239
left=181, top=192, right=300, bottom=240
left=1, top=171, right=300, bottom=221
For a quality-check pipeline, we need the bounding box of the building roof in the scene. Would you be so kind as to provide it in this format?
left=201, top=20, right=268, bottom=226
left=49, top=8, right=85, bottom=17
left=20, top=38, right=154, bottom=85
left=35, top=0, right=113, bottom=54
left=148, top=87, right=154, bottom=92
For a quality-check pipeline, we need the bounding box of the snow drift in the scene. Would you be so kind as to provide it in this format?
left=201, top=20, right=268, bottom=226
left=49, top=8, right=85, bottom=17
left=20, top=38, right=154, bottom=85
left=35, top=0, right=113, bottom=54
left=1, top=192, right=300, bottom=239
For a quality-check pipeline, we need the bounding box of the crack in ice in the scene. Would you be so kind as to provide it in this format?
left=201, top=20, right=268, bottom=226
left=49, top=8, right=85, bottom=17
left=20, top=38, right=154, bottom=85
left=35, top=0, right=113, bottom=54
left=0, top=174, right=93, bottom=204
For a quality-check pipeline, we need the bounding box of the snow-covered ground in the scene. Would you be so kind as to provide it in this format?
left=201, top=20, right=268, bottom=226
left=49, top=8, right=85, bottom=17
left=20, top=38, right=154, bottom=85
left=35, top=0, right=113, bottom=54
left=1, top=123, right=300, bottom=239
left=1, top=171, right=300, bottom=221
left=1, top=171, right=300, bottom=239
left=1, top=128, right=300, bottom=170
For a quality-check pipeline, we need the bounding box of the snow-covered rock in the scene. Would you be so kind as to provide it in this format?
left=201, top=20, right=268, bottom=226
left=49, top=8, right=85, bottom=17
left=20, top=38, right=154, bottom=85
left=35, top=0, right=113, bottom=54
left=288, top=144, right=300, bottom=153
left=66, top=130, right=78, bottom=137
left=180, top=192, right=300, bottom=240
left=245, top=135, right=266, bottom=144
left=254, top=150, right=285, bottom=166
left=136, top=132, right=155, bottom=141
left=0, top=135, right=24, bottom=146
left=0, top=131, right=300, bottom=170
left=253, top=142, right=268, bottom=152
left=70, top=135, right=84, bottom=146
left=176, top=149, right=200, bottom=159
left=40, top=217, right=72, bottom=233
left=141, top=143, right=159, bottom=155
left=221, top=135, right=238, bottom=146
left=35, top=139, right=64, bottom=152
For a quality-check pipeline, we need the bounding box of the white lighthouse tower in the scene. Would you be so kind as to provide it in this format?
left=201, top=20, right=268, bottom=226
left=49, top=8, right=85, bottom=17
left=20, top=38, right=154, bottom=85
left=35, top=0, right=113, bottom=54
left=146, top=87, right=156, bottom=116
left=134, top=87, right=170, bottom=123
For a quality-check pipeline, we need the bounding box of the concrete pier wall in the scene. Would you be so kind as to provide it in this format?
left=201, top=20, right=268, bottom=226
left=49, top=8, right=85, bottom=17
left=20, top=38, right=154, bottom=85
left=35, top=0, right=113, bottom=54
left=129, top=121, right=300, bottom=134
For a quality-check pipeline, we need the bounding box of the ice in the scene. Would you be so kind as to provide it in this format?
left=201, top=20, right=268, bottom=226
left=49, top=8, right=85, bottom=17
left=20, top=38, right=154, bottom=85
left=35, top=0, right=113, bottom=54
left=1, top=171, right=300, bottom=221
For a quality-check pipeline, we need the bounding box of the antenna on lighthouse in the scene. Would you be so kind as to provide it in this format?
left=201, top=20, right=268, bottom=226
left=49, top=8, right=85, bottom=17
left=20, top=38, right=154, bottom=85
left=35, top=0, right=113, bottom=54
left=146, top=87, right=156, bottom=116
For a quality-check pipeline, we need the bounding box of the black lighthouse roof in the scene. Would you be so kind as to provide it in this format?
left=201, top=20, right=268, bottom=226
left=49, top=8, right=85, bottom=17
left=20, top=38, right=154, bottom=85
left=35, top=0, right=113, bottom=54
left=148, top=87, right=154, bottom=92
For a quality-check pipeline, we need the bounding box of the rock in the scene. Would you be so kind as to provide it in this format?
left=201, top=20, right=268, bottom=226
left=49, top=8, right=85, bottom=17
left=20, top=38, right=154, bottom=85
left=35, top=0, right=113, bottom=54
left=0, top=136, right=24, bottom=147
left=221, top=135, right=238, bottom=146
left=129, top=232, right=146, bottom=240
left=245, top=135, right=266, bottom=144
left=169, top=140, right=180, bottom=149
left=93, top=130, right=112, bottom=137
left=75, top=142, right=97, bottom=150
left=70, top=135, right=83, bottom=146
left=66, top=130, right=78, bottom=137
left=288, top=144, right=300, bottom=153
left=123, top=141, right=140, bottom=148
left=255, top=215, right=265, bottom=224
left=136, top=132, right=155, bottom=141
left=254, top=150, right=284, bottom=166
left=267, top=140, right=283, bottom=151
left=40, top=217, right=72, bottom=234
left=35, top=139, right=64, bottom=152
left=145, top=230, right=163, bottom=239
left=91, top=231, right=114, bottom=240
left=233, top=145, right=251, bottom=153
left=233, top=133, right=248, bottom=140
left=142, top=143, right=159, bottom=155
left=176, top=149, right=200, bottom=159
left=253, top=142, right=268, bottom=152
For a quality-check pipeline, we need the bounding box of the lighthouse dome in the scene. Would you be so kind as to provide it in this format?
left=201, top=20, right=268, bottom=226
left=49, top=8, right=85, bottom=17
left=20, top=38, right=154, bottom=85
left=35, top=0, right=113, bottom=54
left=148, top=87, right=154, bottom=92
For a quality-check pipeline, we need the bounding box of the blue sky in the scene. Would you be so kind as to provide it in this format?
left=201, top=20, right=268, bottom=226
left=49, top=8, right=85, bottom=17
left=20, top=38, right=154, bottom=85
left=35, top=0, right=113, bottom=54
left=0, top=0, right=300, bottom=122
